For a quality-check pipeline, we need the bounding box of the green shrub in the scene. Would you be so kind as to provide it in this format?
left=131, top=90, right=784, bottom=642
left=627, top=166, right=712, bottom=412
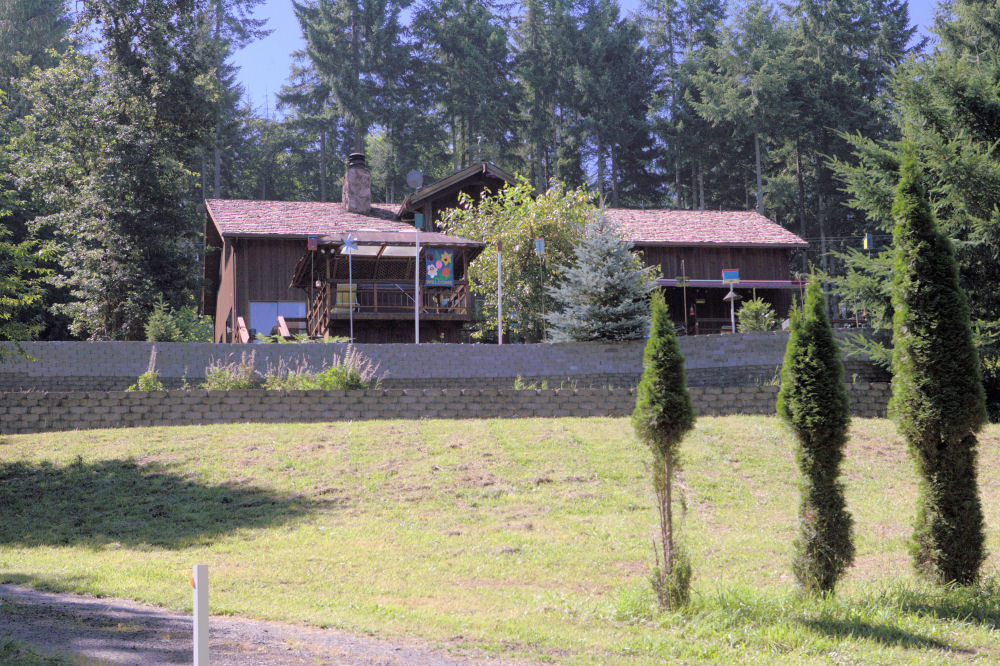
left=777, top=277, right=854, bottom=594
left=202, top=353, right=258, bottom=390
left=632, top=292, right=695, bottom=609
left=737, top=297, right=777, bottom=332
left=145, top=298, right=213, bottom=342
left=126, top=370, right=165, bottom=392
left=261, top=347, right=379, bottom=391
left=889, top=153, right=986, bottom=585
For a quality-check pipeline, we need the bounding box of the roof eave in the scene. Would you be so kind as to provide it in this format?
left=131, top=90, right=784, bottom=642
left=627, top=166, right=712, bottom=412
left=630, top=240, right=809, bottom=249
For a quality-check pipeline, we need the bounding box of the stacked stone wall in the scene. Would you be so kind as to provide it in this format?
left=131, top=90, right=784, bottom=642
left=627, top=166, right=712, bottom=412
left=0, top=383, right=890, bottom=435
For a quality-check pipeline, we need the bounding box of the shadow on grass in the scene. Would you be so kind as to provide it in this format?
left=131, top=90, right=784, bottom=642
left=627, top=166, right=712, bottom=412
left=0, top=458, right=310, bottom=549
left=883, top=582, right=1000, bottom=631
left=800, top=617, right=955, bottom=651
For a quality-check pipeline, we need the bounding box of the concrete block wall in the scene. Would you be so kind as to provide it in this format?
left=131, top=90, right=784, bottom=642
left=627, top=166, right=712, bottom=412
left=0, top=383, right=890, bottom=435
left=0, top=331, right=887, bottom=393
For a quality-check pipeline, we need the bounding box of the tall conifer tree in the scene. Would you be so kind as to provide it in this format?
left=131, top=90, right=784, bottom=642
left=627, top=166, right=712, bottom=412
left=632, top=291, right=694, bottom=609
left=777, top=276, right=853, bottom=593
left=890, top=153, right=987, bottom=585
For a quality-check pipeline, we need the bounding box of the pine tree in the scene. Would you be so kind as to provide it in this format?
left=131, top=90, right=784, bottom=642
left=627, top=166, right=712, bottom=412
left=545, top=214, right=656, bottom=341
left=632, top=291, right=694, bottom=609
left=777, top=276, right=854, bottom=593
left=890, top=153, right=987, bottom=585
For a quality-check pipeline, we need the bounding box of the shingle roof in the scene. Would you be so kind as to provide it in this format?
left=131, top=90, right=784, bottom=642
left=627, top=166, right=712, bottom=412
left=205, top=199, right=415, bottom=237
left=605, top=209, right=808, bottom=248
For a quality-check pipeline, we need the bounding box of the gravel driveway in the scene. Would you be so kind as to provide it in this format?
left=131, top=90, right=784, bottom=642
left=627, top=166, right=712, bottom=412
left=0, top=584, right=519, bottom=665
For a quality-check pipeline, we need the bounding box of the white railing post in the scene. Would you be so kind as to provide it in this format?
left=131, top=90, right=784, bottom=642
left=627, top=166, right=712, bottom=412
left=193, top=564, right=209, bottom=665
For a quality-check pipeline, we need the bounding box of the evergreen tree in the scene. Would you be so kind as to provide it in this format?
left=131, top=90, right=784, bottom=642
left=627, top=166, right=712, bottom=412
left=412, top=0, right=517, bottom=169
left=574, top=1, right=658, bottom=206
left=777, top=277, right=853, bottom=593
left=545, top=214, right=656, bottom=341
left=632, top=291, right=694, bottom=609
left=294, top=0, right=411, bottom=154
left=890, top=153, right=987, bottom=585
left=831, top=0, right=1000, bottom=411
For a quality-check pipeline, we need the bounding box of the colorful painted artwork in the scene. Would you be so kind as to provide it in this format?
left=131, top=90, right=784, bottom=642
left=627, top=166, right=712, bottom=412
left=425, top=248, right=454, bottom=287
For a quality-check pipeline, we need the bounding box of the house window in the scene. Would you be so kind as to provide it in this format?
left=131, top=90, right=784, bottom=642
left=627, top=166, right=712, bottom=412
left=249, top=301, right=307, bottom=338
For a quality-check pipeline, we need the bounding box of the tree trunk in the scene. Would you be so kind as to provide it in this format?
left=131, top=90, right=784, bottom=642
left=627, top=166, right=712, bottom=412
left=350, top=0, right=363, bottom=153
left=597, top=139, right=606, bottom=203
left=319, top=130, right=328, bottom=201
left=663, top=457, right=674, bottom=574
left=754, top=131, right=764, bottom=214
left=796, top=139, right=807, bottom=272
left=698, top=165, right=705, bottom=210
left=213, top=0, right=224, bottom=198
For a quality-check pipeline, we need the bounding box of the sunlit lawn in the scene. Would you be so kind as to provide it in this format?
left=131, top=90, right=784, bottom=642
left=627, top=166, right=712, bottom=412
left=2, top=416, right=999, bottom=664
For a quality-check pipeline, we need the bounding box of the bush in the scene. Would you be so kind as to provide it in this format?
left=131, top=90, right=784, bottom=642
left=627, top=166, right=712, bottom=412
left=261, top=347, right=380, bottom=391
left=777, top=277, right=854, bottom=594
left=632, top=292, right=695, bottom=609
left=127, top=370, right=164, bottom=392
left=145, top=298, right=213, bottom=342
left=890, top=154, right=986, bottom=585
left=737, top=298, right=777, bottom=332
left=202, top=353, right=258, bottom=390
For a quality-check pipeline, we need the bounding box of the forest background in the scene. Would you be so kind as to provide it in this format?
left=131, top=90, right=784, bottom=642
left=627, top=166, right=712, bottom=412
left=1, top=0, right=994, bottom=350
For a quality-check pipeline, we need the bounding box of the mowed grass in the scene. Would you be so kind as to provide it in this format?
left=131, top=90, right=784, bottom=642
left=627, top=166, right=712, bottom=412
left=2, top=416, right=1000, bottom=664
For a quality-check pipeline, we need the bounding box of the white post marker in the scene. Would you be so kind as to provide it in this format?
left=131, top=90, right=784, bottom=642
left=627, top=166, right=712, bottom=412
left=193, top=564, right=209, bottom=665
left=497, top=239, right=503, bottom=345
left=414, top=214, right=423, bottom=345
left=342, top=233, right=359, bottom=342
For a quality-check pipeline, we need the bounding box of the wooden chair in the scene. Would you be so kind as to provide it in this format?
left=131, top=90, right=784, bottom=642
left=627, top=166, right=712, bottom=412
left=333, top=284, right=358, bottom=313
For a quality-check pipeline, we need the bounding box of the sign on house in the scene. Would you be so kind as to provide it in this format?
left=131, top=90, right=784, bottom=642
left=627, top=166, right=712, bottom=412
left=722, top=268, right=740, bottom=284
left=426, top=248, right=454, bottom=287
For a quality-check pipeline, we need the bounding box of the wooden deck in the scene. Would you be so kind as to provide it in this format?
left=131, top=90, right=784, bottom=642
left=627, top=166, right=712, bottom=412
left=306, top=280, right=473, bottom=338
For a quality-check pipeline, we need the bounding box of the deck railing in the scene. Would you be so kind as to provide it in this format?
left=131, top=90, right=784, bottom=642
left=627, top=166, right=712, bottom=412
left=327, top=280, right=471, bottom=317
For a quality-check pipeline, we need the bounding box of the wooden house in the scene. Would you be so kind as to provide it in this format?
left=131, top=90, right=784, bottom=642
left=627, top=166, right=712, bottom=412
left=202, top=155, right=501, bottom=343
left=606, top=209, right=808, bottom=333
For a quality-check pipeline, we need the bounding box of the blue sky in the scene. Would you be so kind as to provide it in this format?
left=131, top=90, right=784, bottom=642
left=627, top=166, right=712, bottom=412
left=232, top=0, right=938, bottom=116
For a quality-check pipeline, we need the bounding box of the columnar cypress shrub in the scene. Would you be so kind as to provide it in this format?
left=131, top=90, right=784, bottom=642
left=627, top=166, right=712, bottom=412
left=632, top=292, right=695, bottom=608
left=776, top=277, right=854, bottom=593
left=890, top=154, right=987, bottom=585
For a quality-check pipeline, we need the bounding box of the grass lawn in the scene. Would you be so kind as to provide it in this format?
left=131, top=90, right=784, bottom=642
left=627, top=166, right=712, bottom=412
left=2, top=416, right=999, bottom=664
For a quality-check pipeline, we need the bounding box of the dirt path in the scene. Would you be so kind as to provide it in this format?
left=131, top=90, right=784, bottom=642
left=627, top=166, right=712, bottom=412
left=0, top=584, right=519, bottom=665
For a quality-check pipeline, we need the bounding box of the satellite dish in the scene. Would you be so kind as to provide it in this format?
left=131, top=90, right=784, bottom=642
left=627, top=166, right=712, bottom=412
left=406, top=170, right=423, bottom=190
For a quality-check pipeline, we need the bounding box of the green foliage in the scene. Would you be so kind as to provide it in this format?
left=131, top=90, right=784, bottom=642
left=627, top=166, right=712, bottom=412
left=440, top=177, right=594, bottom=341
left=545, top=214, right=657, bottom=342
left=262, top=347, right=379, bottom=391
left=777, top=278, right=854, bottom=593
left=127, top=370, right=165, bottom=392
left=0, top=224, right=50, bottom=358
left=632, top=291, right=694, bottom=609
left=830, top=1, right=1000, bottom=403
left=202, top=353, right=259, bottom=390
left=633, top=292, right=695, bottom=462
left=145, top=300, right=214, bottom=343
left=890, top=154, right=986, bottom=585
left=737, top=297, right=777, bottom=332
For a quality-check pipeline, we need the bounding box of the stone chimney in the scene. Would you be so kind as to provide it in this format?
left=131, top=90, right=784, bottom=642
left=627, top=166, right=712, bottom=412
left=343, top=153, right=371, bottom=214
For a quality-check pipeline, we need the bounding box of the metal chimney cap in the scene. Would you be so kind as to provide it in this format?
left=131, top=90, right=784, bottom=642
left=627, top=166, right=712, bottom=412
left=347, top=153, right=367, bottom=168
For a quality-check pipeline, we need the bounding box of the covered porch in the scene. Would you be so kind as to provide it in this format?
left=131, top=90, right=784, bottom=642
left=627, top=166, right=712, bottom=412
left=290, top=230, right=485, bottom=343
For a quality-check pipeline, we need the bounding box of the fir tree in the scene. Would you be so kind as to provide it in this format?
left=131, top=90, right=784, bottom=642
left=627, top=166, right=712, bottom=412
left=890, top=153, right=987, bottom=585
left=632, top=291, right=694, bottom=609
left=545, top=214, right=656, bottom=341
left=777, top=276, right=853, bottom=593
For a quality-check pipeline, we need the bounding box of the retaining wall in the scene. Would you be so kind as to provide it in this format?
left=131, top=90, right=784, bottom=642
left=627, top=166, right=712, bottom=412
left=0, top=330, right=888, bottom=392
left=0, top=382, right=891, bottom=435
